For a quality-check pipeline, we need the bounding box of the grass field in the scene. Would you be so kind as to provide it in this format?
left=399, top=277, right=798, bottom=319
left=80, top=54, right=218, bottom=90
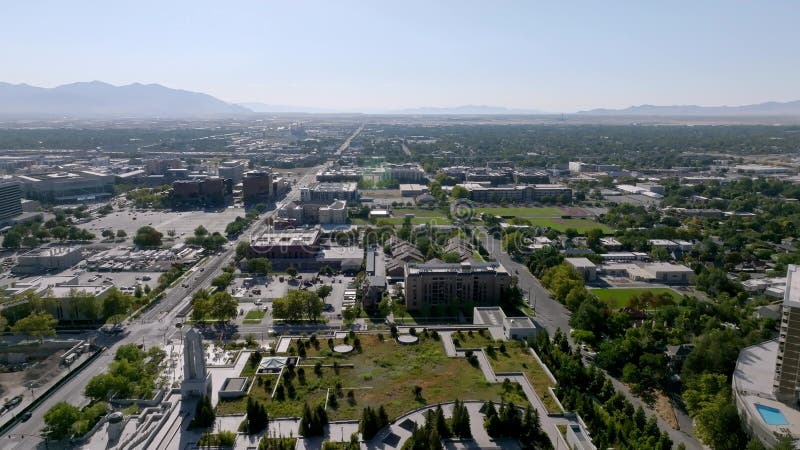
left=591, top=287, right=681, bottom=309
left=218, top=334, right=528, bottom=420
left=476, top=207, right=564, bottom=217
left=485, top=341, right=561, bottom=414
left=243, top=310, right=265, bottom=324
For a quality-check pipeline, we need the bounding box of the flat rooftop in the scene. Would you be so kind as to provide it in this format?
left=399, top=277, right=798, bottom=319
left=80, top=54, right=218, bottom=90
left=252, top=228, right=320, bottom=246
left=566, top=257, right=596, bottom=269
left=785, top=265, right=800, bottom=309
left=406, top=262, right=508, bottom=275
left=220, top=377, right=248, bottom=392
left=474, top=306, right=506, bottom=326
left=20, top=247, right=79, bottom=258
left=733, top=340, right=800, bottom=439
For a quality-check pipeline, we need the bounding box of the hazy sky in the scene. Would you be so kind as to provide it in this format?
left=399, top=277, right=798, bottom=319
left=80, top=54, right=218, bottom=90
left=2, top=1, right=799, bottom=112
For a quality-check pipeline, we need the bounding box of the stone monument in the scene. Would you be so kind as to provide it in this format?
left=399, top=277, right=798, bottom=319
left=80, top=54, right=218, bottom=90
left=181, top=327, right=212, bottom=398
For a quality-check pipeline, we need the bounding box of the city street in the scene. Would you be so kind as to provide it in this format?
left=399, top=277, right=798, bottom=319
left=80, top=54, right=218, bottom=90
left=3, top=157, right=333, bottom=449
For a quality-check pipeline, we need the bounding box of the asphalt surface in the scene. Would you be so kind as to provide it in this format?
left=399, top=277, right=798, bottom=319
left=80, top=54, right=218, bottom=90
left=5, top=161, right=329, bottom=449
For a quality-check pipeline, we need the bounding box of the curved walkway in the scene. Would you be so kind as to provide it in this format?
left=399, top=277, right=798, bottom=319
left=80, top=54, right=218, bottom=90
left=438, top=332, right=570, bottom=448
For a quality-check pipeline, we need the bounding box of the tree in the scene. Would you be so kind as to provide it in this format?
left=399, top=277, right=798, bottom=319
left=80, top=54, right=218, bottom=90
left=271, top=290, right=323, bottom=322
left=2, top=230, right=21, bottom=249
left=451, top=185, right=470, bottom=199
left=209, top=291, right=238, bottom=323
left=44, top=401, right=81, bottom=439
left=102, top=288, right=131, bottom=319
left=101, top=229, right=115, bottom=239
left=451, top=399, right=471, bottom=438
left=412, top=385, right=423, bottom=401
left=190, top=396, right=215, bottom=428
left=236, top=241, right=250, bottom=260
left=12, top=311, right=57, bottom=341
left=247, top=258, right=272, bottom=276
left=116, top=229, right=127, bottom=239
left=194, top=225, right=209, bottom=237
left=133, top=226, right=163, bottom=247
left=316, top=285, right=332, bottom=301
left=286, top=267, right=298, bottom=279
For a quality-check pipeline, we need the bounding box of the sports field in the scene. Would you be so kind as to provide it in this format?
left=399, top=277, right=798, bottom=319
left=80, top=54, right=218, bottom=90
left=591, top=287, right=681, bottom=309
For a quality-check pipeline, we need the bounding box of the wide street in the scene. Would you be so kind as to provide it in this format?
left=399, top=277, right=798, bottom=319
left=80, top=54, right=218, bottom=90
left=2, top=129, right=353, bottom=448
left=479, top=228, right=571, bottom=335
left=478, top=227, right=703, bottom=450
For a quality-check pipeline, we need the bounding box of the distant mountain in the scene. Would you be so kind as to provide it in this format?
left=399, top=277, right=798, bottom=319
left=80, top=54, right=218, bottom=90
left=238, top=102, right=340, bottom=114
left=578, top=100, right=800, bottom=117
left=0, top=81, right=251, bottom=118
left=391, top=105, right=548, bottom=115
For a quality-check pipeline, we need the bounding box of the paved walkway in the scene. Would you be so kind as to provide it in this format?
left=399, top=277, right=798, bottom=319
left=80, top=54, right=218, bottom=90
left=438, top=332, right=570, bottom=448
left=365, top=401, right=516, bottom=450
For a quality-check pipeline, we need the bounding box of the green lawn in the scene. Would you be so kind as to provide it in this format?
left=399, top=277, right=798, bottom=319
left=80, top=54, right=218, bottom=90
left=476, top=206, right=565, bottom=217
left=486, top=341, right=561, bottom=414
left=243, top=310, right=265, bottom=324
left=222, top=334, right=528, bottom=420
left=351, top=216, right=453, bottom=226
left=392, top=208, right=449, bottom=218
left=450, top=329, right=497, bottom=349
left=527, top=217, right=611, bottom=233
left=590, top=287, right=682, bottom=309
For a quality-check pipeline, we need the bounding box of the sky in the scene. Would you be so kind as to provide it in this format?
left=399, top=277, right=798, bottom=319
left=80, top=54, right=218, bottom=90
left=1, top=1, right=799, bottom=112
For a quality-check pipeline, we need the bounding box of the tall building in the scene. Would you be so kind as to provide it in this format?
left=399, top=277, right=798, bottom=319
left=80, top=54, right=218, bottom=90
left=404, top=261, right=512, bottom=311
left=218, top=160, right=246, bottom=185
left=775, top=264, right=800, bottom=403
left=0, top=180, right=22, bottom=223
left=242, top=171, right=273, bottom=204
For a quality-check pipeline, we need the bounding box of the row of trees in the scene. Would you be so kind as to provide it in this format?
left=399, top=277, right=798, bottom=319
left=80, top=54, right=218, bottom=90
left=43, top=401, right=108, bottom=439
left=191, top=289, right=238, bottom=323
left=3, top=213, right=95, bottom=249
left=359, top=405, right=389, bottom=440
left=482, top=401, right=547, bottom=448
left=186, top=225, right=228, bottom=252
left=298, top=402, right=328, bottom=436
left=84, top=344, right=165, bottom=401
left=272, top=290, right=324, bottom=322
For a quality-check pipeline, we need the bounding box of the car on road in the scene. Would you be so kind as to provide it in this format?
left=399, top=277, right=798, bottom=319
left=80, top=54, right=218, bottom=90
left=19, top=411, right=32, bottom=422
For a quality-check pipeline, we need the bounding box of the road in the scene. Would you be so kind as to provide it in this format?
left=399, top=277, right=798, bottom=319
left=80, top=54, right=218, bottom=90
left=479, top=227, right=703, bottom=450
left=5, top=153, right=337, bottom=449
left=335, top=124, right=363, bottom=155
left=479, top=228, right=571, bottom=335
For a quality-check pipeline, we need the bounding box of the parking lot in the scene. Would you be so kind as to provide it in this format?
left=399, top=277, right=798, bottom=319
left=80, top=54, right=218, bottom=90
left=84, top=206, right=246, bottom=238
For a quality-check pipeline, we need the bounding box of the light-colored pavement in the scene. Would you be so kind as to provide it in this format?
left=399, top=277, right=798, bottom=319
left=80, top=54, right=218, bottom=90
left=4, top=164, right=326, bottom=449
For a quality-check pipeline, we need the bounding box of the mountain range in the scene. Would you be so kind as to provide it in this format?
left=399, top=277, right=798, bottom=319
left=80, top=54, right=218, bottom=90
left=389, top=105, right=547, bottom=115
left=578, top=101, right=800, bottom=117
left=0, top=81, right=249, bottom=118
left=1, top=81, right=800, bottom=118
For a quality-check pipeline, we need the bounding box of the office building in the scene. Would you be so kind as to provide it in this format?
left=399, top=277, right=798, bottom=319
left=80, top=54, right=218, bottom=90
left=775, top=265, right=800, bottom=403
left=300, top=182, right=358, bottom=203
left=144, top=158, right=181, bottom=175
left=404, top=261, right=511, bottom=311
left=248, top=227, right=321, bottom=267
left=242, top=171, right=273, bottom=204
left=318, top=200, right=348, bottom=224
left=566, top=258, right=597, bottom=281
left=14, top=247, right=83, bottom=274
left=0, top=180, right=22, bottom=223
left=218, top=160, right=246, bottom=184
left=733, top=267, right=800, bottom=446
left=17, top=171, right=115, bottom=204
left=458, top=183, right=572, bottom=203
left=385, top=163, right=426, bottom=183
left=171, top=177, right=228, bottom=206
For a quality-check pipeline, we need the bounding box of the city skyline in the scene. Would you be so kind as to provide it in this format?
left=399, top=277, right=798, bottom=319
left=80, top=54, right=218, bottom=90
left=2, top=1, right=799, bottom=112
